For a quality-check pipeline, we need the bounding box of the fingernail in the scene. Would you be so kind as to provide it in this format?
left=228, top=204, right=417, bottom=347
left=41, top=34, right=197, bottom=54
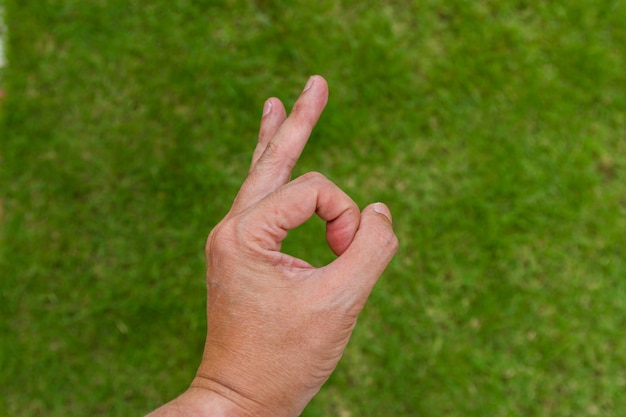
left=262, top=99, right=272, bottom=116
left=302, top=76, right=315, bottom=93
left=373, top=202, right=393, bottom=223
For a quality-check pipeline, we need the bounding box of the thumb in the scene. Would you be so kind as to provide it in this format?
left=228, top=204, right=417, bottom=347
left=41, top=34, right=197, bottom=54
left=320, top=203, right=399, bottom=311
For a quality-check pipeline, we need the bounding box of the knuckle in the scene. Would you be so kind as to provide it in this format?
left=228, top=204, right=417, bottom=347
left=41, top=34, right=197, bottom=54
left=298, top=171, right=327, bottom=184
left=372, top=221, right=400, bottom=254
left=387, top=232, right=400, bottom=254
left=262, top=139, right=280, bottom=158
left=205, top=221, right=236, bottom=259
left=205, top=225, right=223, bottom=257
left=257, top=141, right=297, bottom=175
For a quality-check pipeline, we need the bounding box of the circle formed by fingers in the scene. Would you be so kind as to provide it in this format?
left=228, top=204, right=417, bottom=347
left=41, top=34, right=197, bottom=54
left=241, top=172, right=360, bottom=258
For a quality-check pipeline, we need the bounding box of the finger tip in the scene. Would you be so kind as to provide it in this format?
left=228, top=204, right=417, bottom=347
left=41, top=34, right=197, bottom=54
left=263, top=97, right=286, bottom=118
left=372, top=202, right=393, bottom=223
left=312, top=74, right=328, bottom=86
left=326, top=205, right=361, bottom=256
left=315, top=75, right=329, bottom=96
left=303, top=75, right=329, bottom=98
left=262, top=99, right=273, bottom=117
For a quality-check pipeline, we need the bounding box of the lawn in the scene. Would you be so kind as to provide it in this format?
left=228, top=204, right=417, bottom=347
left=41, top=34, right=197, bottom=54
left=1, top=1, right=625, bottom=416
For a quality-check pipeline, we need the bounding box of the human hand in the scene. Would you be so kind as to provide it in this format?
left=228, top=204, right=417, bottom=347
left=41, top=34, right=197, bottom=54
left=149, top=76, right=398, bottom=417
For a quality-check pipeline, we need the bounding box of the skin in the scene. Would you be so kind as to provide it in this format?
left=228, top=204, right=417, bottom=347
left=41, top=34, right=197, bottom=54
left=147, top=75, right=399, bottom=417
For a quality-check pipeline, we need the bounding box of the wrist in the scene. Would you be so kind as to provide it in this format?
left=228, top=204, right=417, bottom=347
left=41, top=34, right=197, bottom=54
left=147, top=385, right=253, bottom=417
left=189, top=376, right=257, bottom=417
left=194, top=357, right=314, bottom=417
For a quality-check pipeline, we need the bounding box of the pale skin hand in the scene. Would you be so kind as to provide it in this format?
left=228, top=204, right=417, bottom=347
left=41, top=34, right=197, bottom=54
left=147, top=76, right=398, bottom=417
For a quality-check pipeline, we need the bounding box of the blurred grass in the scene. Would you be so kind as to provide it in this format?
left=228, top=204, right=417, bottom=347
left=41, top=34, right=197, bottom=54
left=1, top=1, right=626, bottom=416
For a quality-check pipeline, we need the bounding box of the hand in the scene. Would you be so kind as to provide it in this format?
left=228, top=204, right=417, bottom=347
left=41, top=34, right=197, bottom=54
left=148, top=76, right=398, bottom=417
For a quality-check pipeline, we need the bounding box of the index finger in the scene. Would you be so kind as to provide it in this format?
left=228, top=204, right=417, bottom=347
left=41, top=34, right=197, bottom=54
left=232, top=75, right=329, bottom=213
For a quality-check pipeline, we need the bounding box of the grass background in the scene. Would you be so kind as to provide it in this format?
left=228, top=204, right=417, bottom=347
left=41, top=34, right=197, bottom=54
left=1, top=0, right=625, bottom=415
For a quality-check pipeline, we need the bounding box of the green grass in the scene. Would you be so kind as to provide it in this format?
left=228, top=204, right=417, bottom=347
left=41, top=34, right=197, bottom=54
left=2, top=1, right=626, bottom=416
